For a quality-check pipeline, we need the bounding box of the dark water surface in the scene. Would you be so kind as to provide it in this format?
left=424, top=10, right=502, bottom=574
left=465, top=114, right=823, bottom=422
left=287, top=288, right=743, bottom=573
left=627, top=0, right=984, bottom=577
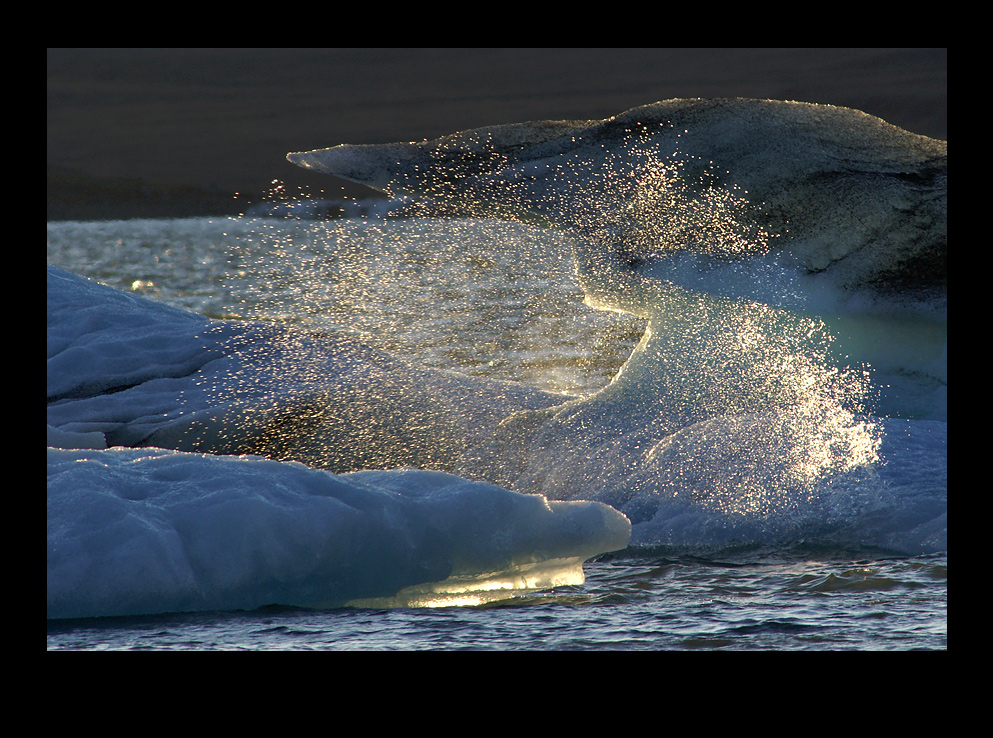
left=47, top=552, right=947, bottom=651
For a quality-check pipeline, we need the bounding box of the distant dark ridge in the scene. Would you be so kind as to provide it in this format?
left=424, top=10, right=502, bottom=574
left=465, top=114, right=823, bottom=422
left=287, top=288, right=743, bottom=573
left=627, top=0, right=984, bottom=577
left=47, top=166, right=246, bottom=221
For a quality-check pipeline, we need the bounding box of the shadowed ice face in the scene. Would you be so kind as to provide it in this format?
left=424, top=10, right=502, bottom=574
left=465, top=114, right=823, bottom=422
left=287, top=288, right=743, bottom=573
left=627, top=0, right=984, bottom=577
left=288, top=98, right=947, bottom=422
left=288, top=98, right=946, bottom=312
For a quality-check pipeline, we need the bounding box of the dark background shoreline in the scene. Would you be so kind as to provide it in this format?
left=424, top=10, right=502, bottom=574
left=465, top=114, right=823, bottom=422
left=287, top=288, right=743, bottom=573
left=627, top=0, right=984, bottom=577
left=47, top=48, right=947, bottom=222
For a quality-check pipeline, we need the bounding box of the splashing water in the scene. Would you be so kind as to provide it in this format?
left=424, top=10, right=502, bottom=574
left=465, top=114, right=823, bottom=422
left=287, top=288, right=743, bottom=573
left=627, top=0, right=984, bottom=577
left=210, top=126, right=887, bottom=526
left=46, top=100, right=946, bottom=628
left=419, top=129, right=887, bottom=505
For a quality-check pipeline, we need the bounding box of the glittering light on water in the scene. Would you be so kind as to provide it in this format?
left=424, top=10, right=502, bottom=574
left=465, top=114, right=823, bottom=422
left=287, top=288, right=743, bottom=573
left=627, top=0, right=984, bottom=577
left=195, top=123, right=884, bottom=505
left=346, top=558, right=587, bottom=609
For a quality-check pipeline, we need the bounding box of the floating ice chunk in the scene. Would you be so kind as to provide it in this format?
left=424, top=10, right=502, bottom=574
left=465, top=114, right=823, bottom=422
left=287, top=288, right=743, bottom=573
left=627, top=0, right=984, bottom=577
left=47, top=447, right=630, bottom=619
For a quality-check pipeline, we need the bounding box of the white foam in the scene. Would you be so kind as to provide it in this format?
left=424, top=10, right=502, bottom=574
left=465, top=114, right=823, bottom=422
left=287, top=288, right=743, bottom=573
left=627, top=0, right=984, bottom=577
left=626, top=416, right=947, bottom=554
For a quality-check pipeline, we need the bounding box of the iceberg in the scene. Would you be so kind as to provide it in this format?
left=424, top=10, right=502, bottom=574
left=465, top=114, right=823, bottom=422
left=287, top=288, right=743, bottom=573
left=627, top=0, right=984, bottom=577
left=48, top=99, right=947, bottom=619
left=48, top=446, right=630, bottom=619
left=47, top=268, right=629, bottom=619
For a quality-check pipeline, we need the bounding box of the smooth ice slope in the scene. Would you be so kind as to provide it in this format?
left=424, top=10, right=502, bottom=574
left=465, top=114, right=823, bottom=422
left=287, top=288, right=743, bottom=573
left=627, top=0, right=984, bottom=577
left=47, top=446, right=630, bottom=619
